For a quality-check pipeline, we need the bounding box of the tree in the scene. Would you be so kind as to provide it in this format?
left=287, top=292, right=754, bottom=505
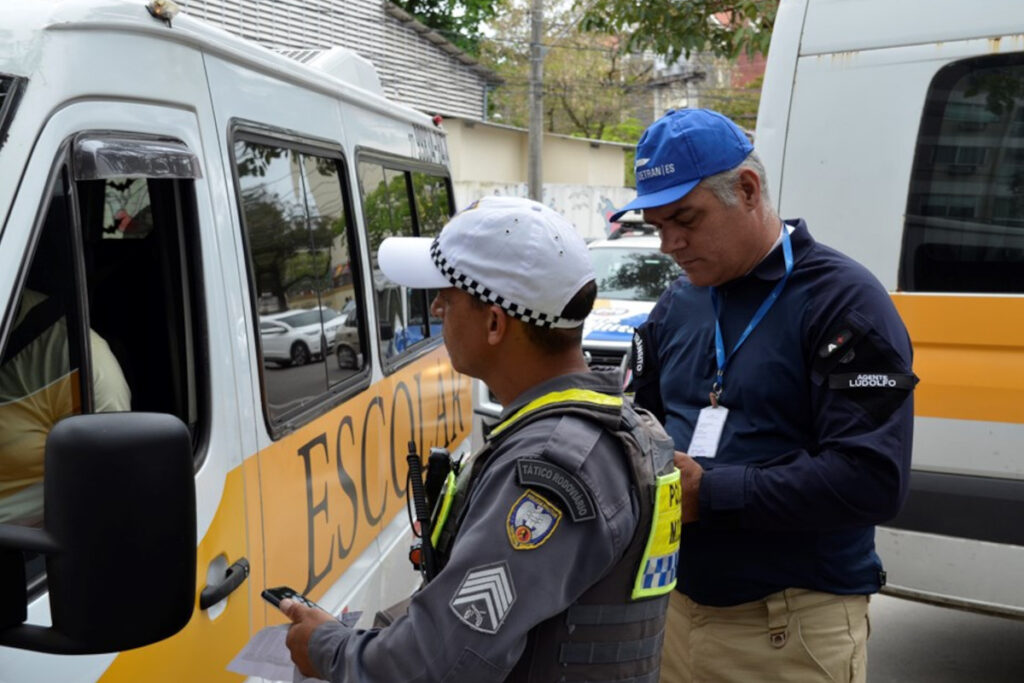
left=481, top=2, right=653, bottom=141
left=700, top=74, right=763, bottom=129
left=603, top=117, right=647, bottom=187
left=395, top=0, right=507, bottom=55
left=242, top=187, right=312, bottom=311
left=235, top=144, right=349, bottom=311
left=576, top=0, right=779, bottom=62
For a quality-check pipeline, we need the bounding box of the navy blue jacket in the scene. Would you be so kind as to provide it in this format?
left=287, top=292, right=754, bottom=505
left=632, top=219, right=915, bottom=606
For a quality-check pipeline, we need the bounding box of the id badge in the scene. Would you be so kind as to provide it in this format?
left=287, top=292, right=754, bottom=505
left=686, top=405, right=729, bottom=458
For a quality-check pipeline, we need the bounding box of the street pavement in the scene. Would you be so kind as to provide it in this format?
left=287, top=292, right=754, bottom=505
left=868, top=593, right=1024, bottom=682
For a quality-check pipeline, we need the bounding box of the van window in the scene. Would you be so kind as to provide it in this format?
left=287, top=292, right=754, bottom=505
left=234, top=137, right=366, bottom=430
left=0, top=135, right=203, bottom=586
left=358, top=160, right=452, bottom=367
left=410, top=171, right=451, bottom=335
left=410, top=170, right=450, bottom=237
left=900, top=53, right=1024, bottom=293
left=0, top=74, right=24, bottom=153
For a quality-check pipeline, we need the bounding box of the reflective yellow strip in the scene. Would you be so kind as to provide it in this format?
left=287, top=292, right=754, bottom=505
left=489, top=389, right=623, bottom=438
left=430, top=472, right=456, bottom=548
left=632, top=468, right=682, bottom=599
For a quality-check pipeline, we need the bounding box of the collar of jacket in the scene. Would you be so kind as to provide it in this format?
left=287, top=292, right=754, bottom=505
left=492, top=370, right=624, bottom=438
left=748, top=218, right=814, bottom=282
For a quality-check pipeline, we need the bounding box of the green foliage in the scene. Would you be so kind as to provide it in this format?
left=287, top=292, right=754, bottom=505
left=360, top=169, right=413, bottom=252
left=409, top=171, right=452, bottom=236
left=359, top=166, right=452, bottom=253
left=481, top=2, right=652, bottom=143
left=965, top=69, right=1024, bottom=117
left=236, top=143, right=350, bottom=310
left=700, top=74, right=763, bottom=130
left=603, top=117, right=646, bottom=187
left=395, top=0, right=506, bottom=55
left=241, top=187, right=312, bottom=310
left=576, top=0, right=778, bottom=62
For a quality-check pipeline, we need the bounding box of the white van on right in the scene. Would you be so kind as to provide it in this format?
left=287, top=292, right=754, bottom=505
left=757, top=0, right=1024, bottom=617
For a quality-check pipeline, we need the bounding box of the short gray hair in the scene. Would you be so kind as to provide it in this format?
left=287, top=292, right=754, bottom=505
left=699, top=150, right=773, bottom=209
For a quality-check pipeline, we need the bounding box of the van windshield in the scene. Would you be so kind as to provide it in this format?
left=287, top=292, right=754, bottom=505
left=0, top=75, right=23, bottom=153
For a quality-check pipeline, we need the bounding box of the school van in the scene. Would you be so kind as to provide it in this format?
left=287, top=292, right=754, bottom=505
left=0, top=1, right=469, bottom=680
left=757, top=0, right=1024, bottom=617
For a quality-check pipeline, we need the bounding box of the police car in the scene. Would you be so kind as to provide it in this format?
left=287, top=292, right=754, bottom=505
left=583, top=221, right=680, bottom=372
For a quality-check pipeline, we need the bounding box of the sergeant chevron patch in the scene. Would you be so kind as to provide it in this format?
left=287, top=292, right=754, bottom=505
left=450, top=562, right=517, bottom=634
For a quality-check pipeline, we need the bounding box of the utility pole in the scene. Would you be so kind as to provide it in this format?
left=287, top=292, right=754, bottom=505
left=528, top=0, right=544, bottom=201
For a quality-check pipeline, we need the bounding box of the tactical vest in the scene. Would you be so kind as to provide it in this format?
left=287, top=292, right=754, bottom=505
left=431, top=388, right=681, bottom=682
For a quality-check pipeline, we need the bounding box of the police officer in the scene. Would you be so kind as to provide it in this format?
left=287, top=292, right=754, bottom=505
left=611, top=109, right=918, bottom=682
left=280, top=196, right=681, bottom=682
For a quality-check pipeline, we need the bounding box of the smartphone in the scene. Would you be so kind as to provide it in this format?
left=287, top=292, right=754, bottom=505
left=261, top=585, right=325, bottom=611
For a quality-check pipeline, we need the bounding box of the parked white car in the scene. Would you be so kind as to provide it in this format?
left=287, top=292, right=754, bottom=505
left=260, top=306, right=343, bottom=366
left=583, top=225, right=680, bottom=371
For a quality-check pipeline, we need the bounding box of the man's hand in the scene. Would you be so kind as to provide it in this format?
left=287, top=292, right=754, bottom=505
left=674, top=451, right=703, bottom=523
left=281, top=598, right=335, bottom=679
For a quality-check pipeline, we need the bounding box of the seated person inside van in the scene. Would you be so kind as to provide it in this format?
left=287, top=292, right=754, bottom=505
left=0, top=289, right=130, bottom=526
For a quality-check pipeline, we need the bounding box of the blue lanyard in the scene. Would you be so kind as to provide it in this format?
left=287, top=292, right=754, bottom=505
left=709, top=226, right=793, bottom=404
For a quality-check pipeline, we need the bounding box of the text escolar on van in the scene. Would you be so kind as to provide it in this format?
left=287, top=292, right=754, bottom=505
left=0, top=1, right=469, bottom=680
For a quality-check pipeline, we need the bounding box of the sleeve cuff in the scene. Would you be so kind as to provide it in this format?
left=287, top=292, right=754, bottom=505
left=698, top=465, right=749, bottom=523
left=308, top=620, right=350, bottom=680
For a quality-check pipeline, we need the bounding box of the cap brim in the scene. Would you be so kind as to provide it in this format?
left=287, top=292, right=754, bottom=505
left=377, top=237, right=451, bottom=289
left=608, top=178, right=701, bottom=223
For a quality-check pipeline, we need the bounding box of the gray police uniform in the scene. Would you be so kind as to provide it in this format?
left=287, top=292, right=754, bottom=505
left=308, top=370, right=678, bottom=682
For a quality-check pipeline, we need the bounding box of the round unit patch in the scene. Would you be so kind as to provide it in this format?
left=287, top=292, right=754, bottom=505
left=507, top=489, right=562, bottom=550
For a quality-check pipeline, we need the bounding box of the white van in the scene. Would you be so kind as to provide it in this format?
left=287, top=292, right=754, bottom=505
left=757, top=0, right=1024, bottom=617
left=0, top=1, right=469, bottom=680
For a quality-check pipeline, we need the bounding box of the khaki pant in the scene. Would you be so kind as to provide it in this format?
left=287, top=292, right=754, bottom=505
left=659, top=589, right=869, bottom=683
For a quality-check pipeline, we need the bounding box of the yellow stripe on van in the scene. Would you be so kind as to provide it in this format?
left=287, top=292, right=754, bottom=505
left=257, top=347, right=470, bottom=605
left=99, top=346, right=472, bottom=681
left=893, top=294, right=1024, bottom=424
left=99, top=466, right=251, bottom=683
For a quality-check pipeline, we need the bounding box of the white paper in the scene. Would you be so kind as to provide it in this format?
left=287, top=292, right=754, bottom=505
left=687, top=405, right=729, bottom=458
left=227, top=611, right=362, bottom=682
left=227, top=625, right=315, bottom=682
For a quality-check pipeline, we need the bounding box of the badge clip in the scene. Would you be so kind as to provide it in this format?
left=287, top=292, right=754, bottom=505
left=710, top=373, right=723, bottom=408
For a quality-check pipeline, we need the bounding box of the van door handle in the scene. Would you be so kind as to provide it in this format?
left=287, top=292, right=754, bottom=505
left=199, top=557, right=250, bottom=610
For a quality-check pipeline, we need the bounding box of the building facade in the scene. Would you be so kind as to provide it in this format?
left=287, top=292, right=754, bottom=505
left=178, top=0, right=632, bottom=236
left=445, top=119, right=634, bottom=240
left=178, top=0, right=498, bottom=119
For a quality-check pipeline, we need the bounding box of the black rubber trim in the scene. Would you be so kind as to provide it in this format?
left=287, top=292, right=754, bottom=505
left=884, top=471, right=1024, bottom=546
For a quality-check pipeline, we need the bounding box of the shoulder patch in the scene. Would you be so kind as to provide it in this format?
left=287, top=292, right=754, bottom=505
left=811, top=317, right=867, bottom=382
left=631, top=329, right=648, bottom=376
left=450, top=562, right=516, bottom=634
left=507, top=489, right=562, bottom=549
left=829, top=373, right=917, bottom=390
left=516, top=458, right=597, bottom=522
left=818, top=327, right=855, bottom=359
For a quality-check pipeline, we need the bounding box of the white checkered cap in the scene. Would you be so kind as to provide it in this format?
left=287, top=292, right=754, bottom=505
left=377, top=196, right=594, bottom=328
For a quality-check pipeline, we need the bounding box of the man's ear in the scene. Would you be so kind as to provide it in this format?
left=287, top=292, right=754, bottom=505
left=486, top=304, right=508, bottom=346
left=736, top=168, right=762, bottom=210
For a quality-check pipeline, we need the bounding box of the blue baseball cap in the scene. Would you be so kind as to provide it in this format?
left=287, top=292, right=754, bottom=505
left=609, top=109, right=754, bottom=222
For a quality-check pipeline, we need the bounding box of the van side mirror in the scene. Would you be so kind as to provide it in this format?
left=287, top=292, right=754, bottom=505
left=0, top=412, right=196, bottom=654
